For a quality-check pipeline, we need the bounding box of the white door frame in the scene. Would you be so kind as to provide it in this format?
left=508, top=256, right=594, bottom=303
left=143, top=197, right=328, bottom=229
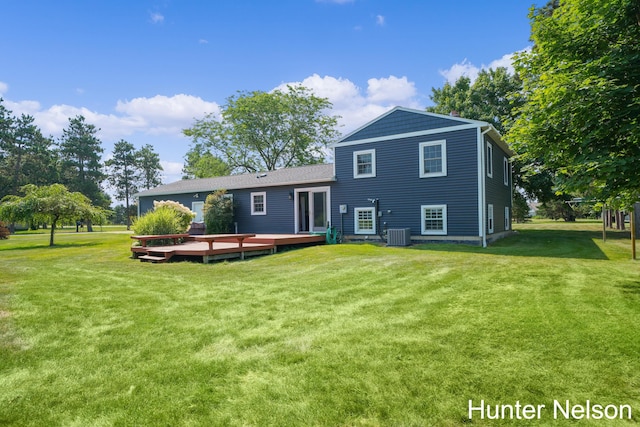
left=293, top=186, right=331, bottom=233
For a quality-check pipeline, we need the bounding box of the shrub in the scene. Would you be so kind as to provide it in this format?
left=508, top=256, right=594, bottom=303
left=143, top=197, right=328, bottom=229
left=133, top=201, right=195, bottom=245
left=153, top=200, right=195, bottom=231
left=203, top=190, right=234, bottom=233
left=0, top=221, right=9, bottom=239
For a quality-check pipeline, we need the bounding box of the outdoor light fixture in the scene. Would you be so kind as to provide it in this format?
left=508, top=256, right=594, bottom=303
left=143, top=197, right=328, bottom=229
left=288, top=191, right=294, bottom=200
left=193, top=193, right=199, bottom=199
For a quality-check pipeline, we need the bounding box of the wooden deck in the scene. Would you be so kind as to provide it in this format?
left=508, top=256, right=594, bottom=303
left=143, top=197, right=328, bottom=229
left=131, top=233, right=325, bottom=263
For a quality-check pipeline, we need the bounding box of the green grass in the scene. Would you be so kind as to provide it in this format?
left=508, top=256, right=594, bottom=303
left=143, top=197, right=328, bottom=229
left=1, top=222, right=639, bottom=426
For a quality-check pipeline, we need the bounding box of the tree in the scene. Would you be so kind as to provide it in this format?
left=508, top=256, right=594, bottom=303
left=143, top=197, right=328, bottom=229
left=427, top=68, right=523, bottom=135
left=0, top=184, right=105, bottom=246
left=182, top=145, right=230, bottom=179
left=58, top=116, right=109, bottom=230
left=203, top=189, right=234, bottom=233
left=183, top=85, right=340, bottom=173
left=0, top=101, right=59, bottom=199
left=136, top=144, right=163, bottom=190
left=509, top=0, right=640, bottom=207
left=106, top=140, right=139, bottom=230
left=59, top=116, right=107, bottom=203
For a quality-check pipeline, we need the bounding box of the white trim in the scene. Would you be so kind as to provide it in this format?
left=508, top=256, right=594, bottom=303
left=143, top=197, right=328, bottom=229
left=504, top=206, right=510, bottom=231
left=353, top=149, right=376, bottom=178
left=354, top=207, right=376, bottom=234
left=487, top=204, right=494, bottom=234
left=503, top=157, right=509, bottom=186
left=421, top=204, right=447, bottom=235
left=419, top=140, right=447, bottom=178
left=250, top=191, right=267, bottom=216
left=332, top=123, right=480, bottom=148
left=486, top=141, right=494, bottom=178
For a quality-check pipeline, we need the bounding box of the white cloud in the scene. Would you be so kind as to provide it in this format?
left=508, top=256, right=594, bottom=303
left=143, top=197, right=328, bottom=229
left=150, top=12, right=164, bottom=24
left=115, top=94, right=220, bottom=135
left=160, top=160, right=184, bottom=183
left=439, top=58, right=480, bottom=85
left=275, top=73, right=422, bottom=135
left=4, top=93, right=219, bottom=142
left=367, top=76, right=416, bottom=104
left=0, top=81, right=8, bottom=95
left=376, top=15, right=385, bottom=26
left=439, top=49, right=530, bottom=84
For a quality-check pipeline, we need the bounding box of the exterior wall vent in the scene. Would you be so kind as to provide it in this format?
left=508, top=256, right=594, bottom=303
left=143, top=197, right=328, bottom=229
left=387, top=228, right=411, bottom=246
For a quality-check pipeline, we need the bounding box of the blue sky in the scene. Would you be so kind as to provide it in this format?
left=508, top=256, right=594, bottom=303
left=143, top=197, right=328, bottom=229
left=1, top=1, right=540, bottom=185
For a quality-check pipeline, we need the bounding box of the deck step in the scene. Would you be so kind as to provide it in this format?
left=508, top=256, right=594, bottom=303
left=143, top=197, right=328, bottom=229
left=139, top=254, right=170, bottom=263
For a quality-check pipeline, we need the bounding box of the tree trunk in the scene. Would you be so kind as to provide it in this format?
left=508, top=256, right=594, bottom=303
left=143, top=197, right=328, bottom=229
left=50, top=216, right=58, bottom=246
left=125, top=191, right=131, bottom=231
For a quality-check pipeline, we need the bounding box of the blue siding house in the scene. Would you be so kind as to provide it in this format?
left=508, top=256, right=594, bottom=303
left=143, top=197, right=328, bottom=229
left=135, top=107, right=514, bottom=246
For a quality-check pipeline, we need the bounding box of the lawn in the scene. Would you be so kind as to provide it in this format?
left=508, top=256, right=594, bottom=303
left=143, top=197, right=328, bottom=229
left=0, top=221, right=639, bottom=426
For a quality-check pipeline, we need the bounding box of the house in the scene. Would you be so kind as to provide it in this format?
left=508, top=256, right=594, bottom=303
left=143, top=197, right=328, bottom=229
left=135, top=107, right=514, bottom=246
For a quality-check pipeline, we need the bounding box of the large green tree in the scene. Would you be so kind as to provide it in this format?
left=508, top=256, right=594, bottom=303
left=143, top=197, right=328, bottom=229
left=427, top=68, right=552, bottom=215
left=136, top=144, right=163, bottom=190
left=183, top=85, right=340, bottom=173
left=509, top=0, right=640, bottom=207
left=106, top=140, right=139, bottom=230
left=0, top=184, right=105, bottom=246
left=427, top=67, right=523, bottom=135
left=58, top=116, right=109, bottom=231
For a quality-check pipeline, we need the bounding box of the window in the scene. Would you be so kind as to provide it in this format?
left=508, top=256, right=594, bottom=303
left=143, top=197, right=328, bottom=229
left=353, top=149, right=376, bottom=178
left=504, top=206, right=510, bottom=231
left=251, top=192, right=266, bottom=215
left=419, top=140, right=447, bottom=177
left=421, top=205, right=447, bottom=235
left=486, top=142, right=493, bottom=178
left=503, top=157, right=510, bottom=186
left=487, top=204, right=494, bottom=234
left=354, top=207, right=376, bottom=234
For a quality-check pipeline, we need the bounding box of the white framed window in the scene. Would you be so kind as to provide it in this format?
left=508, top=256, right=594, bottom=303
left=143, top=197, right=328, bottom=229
left=503, top=157, right=510, bottom=186
left=487, top=204, right=494, bottom=234
left=251, top=192, right=266, bottom=215
left=486, top=142, right=493, bottom=178
left=421, top=205, right=447, bottom=235
left=353, top=149, right=376, bottom=178
left=504, top=206, right=510, bottom=230
left=419, top=140, right=447, bottom=178
left=354, top=207, right=376, bottom=234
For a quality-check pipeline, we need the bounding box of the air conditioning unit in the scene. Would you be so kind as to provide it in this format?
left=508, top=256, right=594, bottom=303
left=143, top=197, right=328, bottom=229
left=387, top=228, right=411, bottom=246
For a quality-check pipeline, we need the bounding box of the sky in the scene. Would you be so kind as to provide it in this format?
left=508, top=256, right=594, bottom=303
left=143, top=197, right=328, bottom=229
left=0, top=0, right=542, bottom=188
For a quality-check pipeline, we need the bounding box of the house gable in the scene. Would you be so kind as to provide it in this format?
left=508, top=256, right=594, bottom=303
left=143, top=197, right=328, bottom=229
left=339, top=107, right=483, bottom=143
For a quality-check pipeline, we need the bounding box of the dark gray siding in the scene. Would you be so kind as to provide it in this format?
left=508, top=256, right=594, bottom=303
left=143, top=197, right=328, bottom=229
left=342, top=109, right=468, bottom=142
left=332, top=127, right=479, bottom=237
left=484, top=134, right=512, bottom=234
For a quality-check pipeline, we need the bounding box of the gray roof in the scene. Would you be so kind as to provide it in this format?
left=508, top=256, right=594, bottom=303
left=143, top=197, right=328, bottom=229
left=134, top=163, right=335, bottom=198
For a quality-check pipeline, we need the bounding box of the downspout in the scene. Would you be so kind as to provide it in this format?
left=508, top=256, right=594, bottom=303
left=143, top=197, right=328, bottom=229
left=479, top=127, right=491, bottom=248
